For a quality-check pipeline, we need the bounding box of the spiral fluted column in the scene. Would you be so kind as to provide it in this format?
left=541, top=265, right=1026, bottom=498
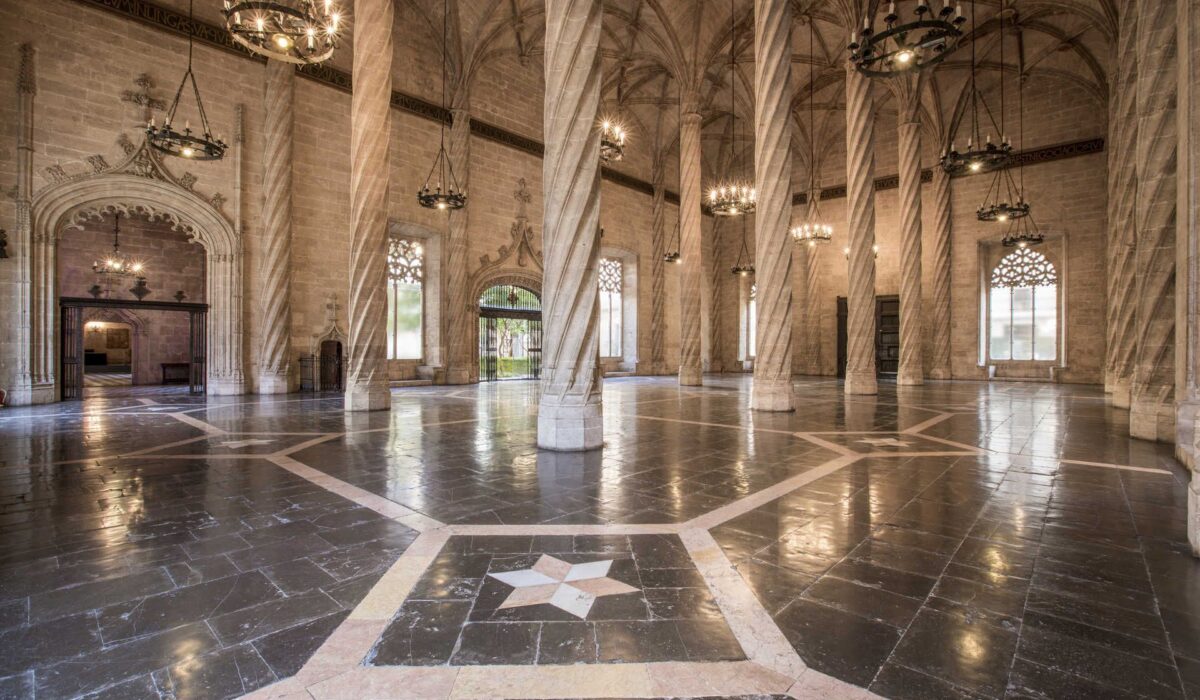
left=1106, top=0, right=1139, bottom=407
left=678, top=110, right=704, bottom=386
left=793, top=238, right=810, bottom=374
left=750, top=0, right=794, bottom=411
left=894, top=80, right=923, bottom=386
left=844, top=63, right=878, bottom=395
left=804, top=193, right=823, bottom=374
left=537, top=0, right=603, bottom=450
left=927, top=166, right=952, bottom=379
left=649, top=159, right=668, bottom=374
left=445, top=104, right=473, bottom=384
left=1129, top=0, right=1177, bottom=441
left=344, top=0, right=393, bottom=412
left=258, top=59, right=295, bottom=394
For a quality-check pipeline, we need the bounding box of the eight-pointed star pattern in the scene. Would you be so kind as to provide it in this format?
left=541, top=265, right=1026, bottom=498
left=488, top=554, right=639, bottom=619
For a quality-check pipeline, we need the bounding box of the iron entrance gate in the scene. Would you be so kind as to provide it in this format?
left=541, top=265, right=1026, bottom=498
left=478, top=284, right=542, bottom=382
left=59, top=297, right=209, bottom=399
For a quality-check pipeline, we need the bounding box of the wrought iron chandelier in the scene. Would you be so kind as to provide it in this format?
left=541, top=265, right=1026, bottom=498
left=731, top=221, right=755, bottom=277
left=707, top=0, right=755, bottom=217
left=793, top=19, right=833, bottom=248
left=417, top=0, right=466, bottom=211
left=599, top=70, right=629, bottom=163
left=92, top=213, right=147, bottom=298
left=1000, top=46, right=1043, bottom=247
left=148, top=0, right=227, bottom=161
left=223, top=0, right=344, bottom=64
left=977, top=9, right=1032, bottom=224
left=849, top=0, right=965, bottom=78
left=663, top=222, right=682, bottom=264
left=843, top=244, right=879, bottom=259
left=940, top=0, right=1009, bottom=174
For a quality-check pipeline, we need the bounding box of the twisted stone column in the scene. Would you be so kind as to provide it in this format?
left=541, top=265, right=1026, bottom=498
left=678, top=110, right=704, bottom=386
left=927, top=165, right=952, bottom=379
left=1177, top=0, right=1200, bottom=554
left=804, top=193, right=823, bottom=374
left=750, top=0, right=794, bottom=411
left=649, top=159, right=668, bottom=374
left=705, top=220, right=723, bottom=372
left=1107, top=0, right=1139, bottom=407
left=893, top=77, right=923, bottom=385
left=258, top=59, right=295, bottom=393
left=538, top=0, right=603, bottom=450
left=793, top=237, right=810, bottom=374
left=444, top=103, right=473, bottom=384
left=844, top=62, right=878, bottom=395
left=344, top=0, right=393, bottom=411
left=1129, top=0, right=1177, bottom=441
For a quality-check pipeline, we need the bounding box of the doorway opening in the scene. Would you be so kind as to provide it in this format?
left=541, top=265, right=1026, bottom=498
left=478, top=284, right=542, bottom=382
left=836, top=294, right=900, bottom=379
left=83, top=321, right=133, bottom=388
left=319, top=340, right=344, bottom=392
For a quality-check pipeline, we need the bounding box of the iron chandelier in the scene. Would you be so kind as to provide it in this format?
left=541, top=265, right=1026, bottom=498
left=793, top=18, right=833, bottom=247
left=223, top=0, right=344, bottom=64
left=849, top=0, right=966, bottom=78
left=707, top=0, right=755, bottom=217
left=148, top=0, right=227, bottom=161
left=940, top=0, right=1008, bottom=174
left=92, top=213, right=148, bottom=298
left=663, top=222, right=682, bottom=264
left=418, top=0, right=466, bottom=210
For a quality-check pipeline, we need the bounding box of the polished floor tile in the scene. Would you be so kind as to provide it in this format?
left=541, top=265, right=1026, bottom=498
left=0, top=376, right=1196, bottom=699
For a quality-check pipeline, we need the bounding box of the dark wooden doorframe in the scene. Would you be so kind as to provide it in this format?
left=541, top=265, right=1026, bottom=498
left=59, top=297, right=210, bottom=399
left=836, top=294, right=900, bottom=379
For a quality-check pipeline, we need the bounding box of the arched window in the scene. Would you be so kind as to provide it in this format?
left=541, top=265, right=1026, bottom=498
left=598, top=257, right=623, bottom=358
left=387, top=237, right=423, bottom=360
left=988, top=248, right=1057, bottom=361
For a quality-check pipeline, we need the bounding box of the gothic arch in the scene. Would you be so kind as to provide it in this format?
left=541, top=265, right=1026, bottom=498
left=25, top=139, right=244, bottom=401
left=83, top=308, right=150, bottom=385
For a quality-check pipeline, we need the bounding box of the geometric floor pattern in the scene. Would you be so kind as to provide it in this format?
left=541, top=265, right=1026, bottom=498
left=0, top=376, right=1196, bottom=699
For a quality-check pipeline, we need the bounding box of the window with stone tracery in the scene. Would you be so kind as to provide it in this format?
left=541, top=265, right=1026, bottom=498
left=387, top=237, right=424, bottom=360
left=988, top=248, right=1057, bottom=362
left=599, top=257, right=623, bottom=357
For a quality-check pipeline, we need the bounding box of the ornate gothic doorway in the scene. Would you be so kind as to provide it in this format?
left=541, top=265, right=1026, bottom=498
left=478, top=284, right=542, bottom=382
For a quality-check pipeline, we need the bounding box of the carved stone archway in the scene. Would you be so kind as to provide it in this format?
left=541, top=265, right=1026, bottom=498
left=23, top=138, right=244, bottom=402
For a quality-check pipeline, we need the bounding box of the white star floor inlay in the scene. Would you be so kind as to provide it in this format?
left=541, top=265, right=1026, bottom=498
left=855, top=437, right=911, bottom=447
left=487, top=554, right=639, bottom=619
left=218, top=438, right=277, bottom=449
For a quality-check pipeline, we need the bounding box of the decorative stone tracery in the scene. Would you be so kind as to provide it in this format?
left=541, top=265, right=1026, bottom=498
left=26, top=135, right=244, bottom=400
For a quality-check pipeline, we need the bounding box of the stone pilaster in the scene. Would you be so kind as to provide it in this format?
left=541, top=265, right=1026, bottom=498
left=344, top=0, right=393, bottom=411
left=927, top=165, right=952, bottom=380
left=649, top=157, right=668, bottom=374
left=444, top=103, right=473, bottom=384
left=893, top=76, right=923, bottom=386
left=844, top=63, right=878, bottom=395
left=678, top=109, right=704, bottom=386
left=10, top=44, right=36, bottom=405
left=750, top=0, right=794, bottom=411
left=705, top=219, right=723, bottom=373
left=258, top=59, right=295, bottom=394
left=537, top=0, right=603, bottom=451
left=1130, top=0, right=1177, bottom=441
left=1107, top=0, right=1139, bottom=407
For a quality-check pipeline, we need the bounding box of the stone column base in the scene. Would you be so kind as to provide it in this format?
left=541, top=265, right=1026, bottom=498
left=926, top=368, right=951, bottom=380
left=751, top=378, right=794, bottom=412
left=344, top=382, right=390, bottom=411
left=1130, top=394, right=1176, bottom=442
left=538, top=396, right=602, bottom=451
left=1190, top=477, right=1200, bottom=557
left=207, top=377, right=246, bottom=396
left=678, top=366, right=703, bottom=386
left=844, top=370, right=878, bottom=396
left=1176, top=399, right=1200, bottom=470
left=257, top=372, right=292, bottom=394
left=1111, top=379, right=1132, bottom=409
left=443, top=367, right=473, bottom=385
left=896, top=368, right=924, bottom=386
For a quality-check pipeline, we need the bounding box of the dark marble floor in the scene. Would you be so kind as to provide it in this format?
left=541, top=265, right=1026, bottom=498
left=0, top=376, right=1196, bottom=699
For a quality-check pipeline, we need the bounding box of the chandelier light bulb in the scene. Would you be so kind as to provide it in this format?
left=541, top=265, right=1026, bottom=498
left=969, top=160, right=982, bottom=172
left=895, top=49, right=913, bottom=64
